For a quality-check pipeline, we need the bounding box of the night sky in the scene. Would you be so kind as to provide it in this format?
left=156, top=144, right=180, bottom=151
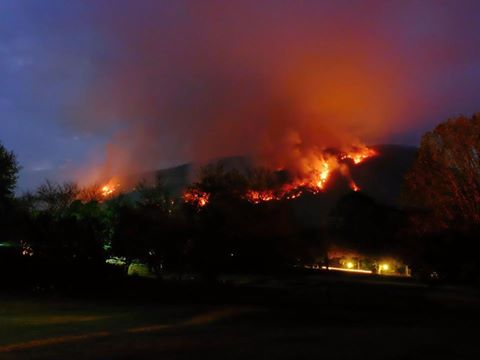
left=1, top=0, right=480, bottom=191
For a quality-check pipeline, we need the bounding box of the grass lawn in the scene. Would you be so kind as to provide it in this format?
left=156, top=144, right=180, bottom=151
left=1, top=275, right=480, bottom=359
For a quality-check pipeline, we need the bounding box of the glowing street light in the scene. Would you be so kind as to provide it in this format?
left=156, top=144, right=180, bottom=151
left=346, top=261, right=354, bottom=269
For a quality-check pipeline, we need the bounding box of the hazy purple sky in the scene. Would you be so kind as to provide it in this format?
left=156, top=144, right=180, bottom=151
left=1, top=0, right=480, bottom=191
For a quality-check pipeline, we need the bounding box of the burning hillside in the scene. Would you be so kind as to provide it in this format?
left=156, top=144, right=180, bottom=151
left=183, top=145, right=377, bottom=207
left=81, top=145, right=376, bottom=205
left=183, top=188, right=210, bottom=208
left=79, top=144, right=420, bottom=211
left=54, top=1, right=448, bottom=213
left=76, top=178, right=121, bottom=202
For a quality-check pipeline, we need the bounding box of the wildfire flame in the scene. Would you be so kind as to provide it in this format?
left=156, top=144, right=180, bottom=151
left=183, top=188, right=210, bottom=208
left=86, top=147, right=376, bottom=207
left=244, top=146, right=375, bottom=203
left=186, top=146, right=377, bottom=207
left=76, top=178, right=121, bottom=202
left=340, top=147, right=377, bottom=164
left=245, top=189, right=276, bottom=204
left=100, top=179, right=120, bottom=199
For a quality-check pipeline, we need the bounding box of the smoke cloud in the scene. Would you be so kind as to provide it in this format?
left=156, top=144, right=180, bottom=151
left=54, top=0, right=480, bottom=184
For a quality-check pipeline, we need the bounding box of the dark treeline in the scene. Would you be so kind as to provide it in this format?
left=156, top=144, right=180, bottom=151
left=0, top=149, right=401, bottom=291
left=1, top=114, right=480, bottom=290
left=402, top=113, right=480, bottom=283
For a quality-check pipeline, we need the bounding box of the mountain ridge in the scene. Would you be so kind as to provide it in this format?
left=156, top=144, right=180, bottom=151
left=151, top=144, right=418, bottom=206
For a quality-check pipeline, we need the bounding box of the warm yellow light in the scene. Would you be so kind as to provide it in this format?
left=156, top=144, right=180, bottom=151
left=381, top=263, right=389, bottom=271
left=320, top=266, right=372, bottom=274
left=346, top=262, right=354, bottom=269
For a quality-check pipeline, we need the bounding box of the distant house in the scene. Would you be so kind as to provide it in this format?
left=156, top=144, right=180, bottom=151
left=306, top=247, right=411, bottom=277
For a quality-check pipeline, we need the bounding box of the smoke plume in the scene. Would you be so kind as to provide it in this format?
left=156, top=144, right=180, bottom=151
left=57, top=0, right=480, bottom=185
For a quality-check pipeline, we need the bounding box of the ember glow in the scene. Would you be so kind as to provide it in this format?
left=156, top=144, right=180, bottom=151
left=245, top=189, right=276, bottom=204
left=183, top=189, right=210, bottom=208
left=350, top=181, right=360, bottom=192
left=76, top=178, right=122, bottom=202
left=100, top=179, right=120, bottom=198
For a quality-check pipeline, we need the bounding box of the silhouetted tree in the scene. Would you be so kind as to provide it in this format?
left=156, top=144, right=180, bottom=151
left=404, top=113, right=480, bottom=231
left=329, top=192, right=403, bottom=256
left=137, top=177, right=186, bottom=276
left=194, top=164, right=248, bottom=200
left=184, top=164, right=303, bottom=278
left=0, top=142, right=20, bottom=245
left=109, top=179, right=185, bottom=278
left=137, top=175, right=171, bottom=209
left=13, top=181, right=113, bottom=288
left=77, top=184, right=105, bottom=202
left=246, top=166, right=285, bottom=191
left=0, top=141, right=19, bottom=202
left=403, top=114, right=480, bottom=281
left=35, top=181, right=80, bottom=213
left=183, top=165, right=248, bottom=278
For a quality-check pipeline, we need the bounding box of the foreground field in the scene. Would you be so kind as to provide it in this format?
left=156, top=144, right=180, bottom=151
left=1, top=275, right=480, bottom=359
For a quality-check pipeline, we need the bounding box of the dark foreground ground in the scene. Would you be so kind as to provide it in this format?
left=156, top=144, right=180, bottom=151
left=1, top=273, right=480, bottom=360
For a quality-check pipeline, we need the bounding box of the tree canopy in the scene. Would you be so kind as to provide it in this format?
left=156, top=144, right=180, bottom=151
left=404, top=113, right=480, bottom=232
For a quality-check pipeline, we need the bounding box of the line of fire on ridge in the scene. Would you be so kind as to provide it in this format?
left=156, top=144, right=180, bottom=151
left=183, top=147, right=377, bottom=208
